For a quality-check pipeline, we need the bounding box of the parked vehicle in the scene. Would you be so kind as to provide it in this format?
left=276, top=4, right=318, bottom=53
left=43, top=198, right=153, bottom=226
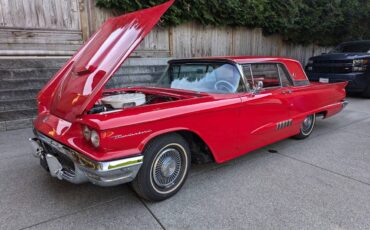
left=29, top=0, right=347, bottom=201
left=305, top=40, right=370, bottom=97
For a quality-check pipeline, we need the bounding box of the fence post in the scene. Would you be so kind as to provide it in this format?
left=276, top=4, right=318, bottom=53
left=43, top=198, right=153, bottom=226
left=79, top=0, right=91, bottom=42
left=169, top=27, right=174, bottom=57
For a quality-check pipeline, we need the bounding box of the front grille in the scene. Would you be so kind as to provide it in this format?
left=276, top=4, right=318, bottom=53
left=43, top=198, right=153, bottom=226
left=314, top=60, right=352, bottom=64
left=312, top=65, right=352, bottom=73
left=311, top=59, right=353, bottom=74
left=312, top=60, right=352, bottom=73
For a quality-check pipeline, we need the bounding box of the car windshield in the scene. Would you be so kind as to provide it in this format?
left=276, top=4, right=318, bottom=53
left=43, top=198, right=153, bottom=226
left=156, top=63, right=242, bottom=94
left=330, top=41, right=370, bottom=53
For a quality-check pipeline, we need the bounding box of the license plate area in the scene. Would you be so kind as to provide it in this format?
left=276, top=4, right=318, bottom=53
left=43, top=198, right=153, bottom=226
left=319, top=78, right=329, bottom=83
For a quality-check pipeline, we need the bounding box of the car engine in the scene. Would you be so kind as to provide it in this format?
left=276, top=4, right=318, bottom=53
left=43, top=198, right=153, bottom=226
left=88, top=91, right=178, bottom=114
left=101, top=93, right=146, bottom=109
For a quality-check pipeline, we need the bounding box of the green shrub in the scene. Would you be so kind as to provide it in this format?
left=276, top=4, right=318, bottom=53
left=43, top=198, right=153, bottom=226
left=96, top=0, right=370, bottom=46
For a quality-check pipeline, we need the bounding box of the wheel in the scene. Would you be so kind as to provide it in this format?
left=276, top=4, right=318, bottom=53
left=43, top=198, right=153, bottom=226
left=293, top=114, right=316, bottom=139
left=131, top=133, right=191, bottom=201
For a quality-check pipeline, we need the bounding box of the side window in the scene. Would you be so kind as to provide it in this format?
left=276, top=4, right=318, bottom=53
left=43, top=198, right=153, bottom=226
left=278, top=64, right=293, bottom=87
left=242, top=64, right=253, bottom=90
left=251, top=64, right=280, bottom=88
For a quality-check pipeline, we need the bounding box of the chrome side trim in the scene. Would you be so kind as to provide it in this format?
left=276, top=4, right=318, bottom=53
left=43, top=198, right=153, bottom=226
left=276, top=119, right=293, bottom=130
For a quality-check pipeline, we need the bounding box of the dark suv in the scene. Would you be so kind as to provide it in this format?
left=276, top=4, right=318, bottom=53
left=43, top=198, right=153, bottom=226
left=305, top=40, right=370, bottom=98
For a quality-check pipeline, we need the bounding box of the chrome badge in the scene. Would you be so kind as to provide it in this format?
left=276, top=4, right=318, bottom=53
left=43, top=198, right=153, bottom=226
left=111, top=130, right=152, bottom=140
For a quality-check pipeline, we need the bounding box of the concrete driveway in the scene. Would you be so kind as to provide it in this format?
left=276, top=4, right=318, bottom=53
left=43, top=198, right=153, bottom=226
left=1, top=97, right=370, bottom=230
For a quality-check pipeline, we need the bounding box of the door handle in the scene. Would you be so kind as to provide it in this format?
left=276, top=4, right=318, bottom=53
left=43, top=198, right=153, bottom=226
left=282, top=89, right=293, bottom=94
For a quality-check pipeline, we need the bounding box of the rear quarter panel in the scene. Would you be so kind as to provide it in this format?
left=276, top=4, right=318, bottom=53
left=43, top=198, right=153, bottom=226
left=289, top=81, right=347, bottom=121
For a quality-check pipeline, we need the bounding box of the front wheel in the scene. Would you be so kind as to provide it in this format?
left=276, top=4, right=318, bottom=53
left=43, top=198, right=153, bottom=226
left=293, top=114, right=316, bottom=139
left=131, top=133, right=191, bottom=201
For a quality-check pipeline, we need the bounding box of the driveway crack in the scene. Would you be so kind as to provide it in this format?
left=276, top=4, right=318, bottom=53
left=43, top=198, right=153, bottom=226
left=137, top=197, right=166, bottom=230
left=274, top=151, right=370, bottom=187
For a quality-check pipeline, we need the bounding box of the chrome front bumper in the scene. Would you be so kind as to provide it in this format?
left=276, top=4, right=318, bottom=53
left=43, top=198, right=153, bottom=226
left=29, top=133, right=143, bottom=187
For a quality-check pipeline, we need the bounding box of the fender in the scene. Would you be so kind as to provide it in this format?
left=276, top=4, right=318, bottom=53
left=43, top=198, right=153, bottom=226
left=137, top=127, right=218, bottom=162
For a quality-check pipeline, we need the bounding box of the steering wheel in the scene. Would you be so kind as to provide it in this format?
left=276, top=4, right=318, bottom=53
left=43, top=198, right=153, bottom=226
left=214, top=80, right=235, bottom=93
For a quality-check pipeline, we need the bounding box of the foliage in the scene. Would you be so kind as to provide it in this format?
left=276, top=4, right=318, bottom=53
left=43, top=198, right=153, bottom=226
left=96, top=0, right=370, bottom=46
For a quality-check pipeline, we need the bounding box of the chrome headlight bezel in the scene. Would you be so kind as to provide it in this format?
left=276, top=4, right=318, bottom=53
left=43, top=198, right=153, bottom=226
left=83, top=125, right=91, bottom=141
left=90, top=130, right=100, bottom=148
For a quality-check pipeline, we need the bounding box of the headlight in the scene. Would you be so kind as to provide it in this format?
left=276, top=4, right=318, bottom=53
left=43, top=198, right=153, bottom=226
left=82, top=126, right=91, bottom=141
left=353, top=59, right=368, bottom=72
left=90, top=130, right=100, bottom=148
left=353, top=59, right=367, bottom=65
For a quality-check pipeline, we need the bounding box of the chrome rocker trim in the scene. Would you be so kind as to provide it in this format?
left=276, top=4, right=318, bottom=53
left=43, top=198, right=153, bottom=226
left=29, top=133, right=143, bottom=187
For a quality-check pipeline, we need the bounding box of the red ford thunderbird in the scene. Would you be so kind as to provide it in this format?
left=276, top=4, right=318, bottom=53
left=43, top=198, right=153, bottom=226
left=29, top=0, right=347, bottom=201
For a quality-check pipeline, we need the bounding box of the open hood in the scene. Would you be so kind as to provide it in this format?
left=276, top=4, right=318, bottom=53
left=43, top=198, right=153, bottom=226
left=38, top=0, right=174, bottom=121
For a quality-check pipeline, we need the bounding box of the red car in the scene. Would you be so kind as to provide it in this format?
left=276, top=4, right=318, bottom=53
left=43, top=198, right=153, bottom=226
left=29, top=1, right=347, bottom=201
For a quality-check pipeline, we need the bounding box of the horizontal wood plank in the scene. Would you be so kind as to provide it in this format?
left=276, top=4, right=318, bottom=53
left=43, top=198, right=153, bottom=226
left=0, top=0, right=80, bottom=30
left=0, top=29, right=83, bottom=45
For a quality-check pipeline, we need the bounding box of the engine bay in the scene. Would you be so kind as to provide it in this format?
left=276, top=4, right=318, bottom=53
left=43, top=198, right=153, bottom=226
left=88, top=90, right=180, bottom=114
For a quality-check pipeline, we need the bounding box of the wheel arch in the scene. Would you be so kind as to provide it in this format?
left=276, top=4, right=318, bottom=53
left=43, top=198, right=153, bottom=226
left=316, top=110, right=328, bottom=118
left=139, top=128, right=216, bottom=164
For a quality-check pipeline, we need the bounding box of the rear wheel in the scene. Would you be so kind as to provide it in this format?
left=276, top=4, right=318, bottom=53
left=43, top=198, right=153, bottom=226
left=131, top=133, right=191, bottom=201
left=293, top=114, right=316, bottom=139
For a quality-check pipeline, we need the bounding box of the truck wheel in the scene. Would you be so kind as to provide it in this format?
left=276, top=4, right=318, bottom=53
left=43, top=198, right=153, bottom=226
left=131, top=133, right=191, bottom=201
left=293, top=114, right=316, bottom=139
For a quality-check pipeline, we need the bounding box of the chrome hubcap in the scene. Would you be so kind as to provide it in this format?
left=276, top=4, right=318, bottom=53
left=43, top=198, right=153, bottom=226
left=153, top=148, right=182, bottom=188
left=161, top=157, right=177, bottom=177
left=302, top=115, right=314, bottom=133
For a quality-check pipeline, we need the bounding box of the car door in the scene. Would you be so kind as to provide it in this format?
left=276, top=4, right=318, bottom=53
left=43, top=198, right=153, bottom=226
left=237, top=63, right=296, bottom=154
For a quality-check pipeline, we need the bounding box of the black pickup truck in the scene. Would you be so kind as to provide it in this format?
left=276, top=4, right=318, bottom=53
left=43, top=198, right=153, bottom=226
left=305, top=40, right=370, bottom=98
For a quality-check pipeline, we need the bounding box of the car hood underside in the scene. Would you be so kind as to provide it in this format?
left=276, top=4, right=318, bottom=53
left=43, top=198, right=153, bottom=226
left=37, top=0, right=174, bottom=122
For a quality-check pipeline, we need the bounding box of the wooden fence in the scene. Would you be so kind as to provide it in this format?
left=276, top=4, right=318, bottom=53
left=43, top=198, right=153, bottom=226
left=0, top=0, right=331, bottom=65
left=170, top=23, right=331, bottom=65
left=0, top=0, right=83, bottom=55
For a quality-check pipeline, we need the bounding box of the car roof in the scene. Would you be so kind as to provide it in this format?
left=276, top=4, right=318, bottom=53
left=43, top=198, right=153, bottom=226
left=168, top=56, right=301, bottom=65
left=168, top=56, right=309, bottom=82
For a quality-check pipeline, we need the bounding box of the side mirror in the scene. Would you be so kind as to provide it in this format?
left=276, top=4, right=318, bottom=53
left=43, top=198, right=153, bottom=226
left=256, top=81, right=263, bottom=90
left=253, top=81, right=263, bottom=94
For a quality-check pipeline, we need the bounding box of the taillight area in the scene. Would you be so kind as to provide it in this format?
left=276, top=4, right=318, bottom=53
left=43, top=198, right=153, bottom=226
left=352, top=59, right=368, bottom=72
